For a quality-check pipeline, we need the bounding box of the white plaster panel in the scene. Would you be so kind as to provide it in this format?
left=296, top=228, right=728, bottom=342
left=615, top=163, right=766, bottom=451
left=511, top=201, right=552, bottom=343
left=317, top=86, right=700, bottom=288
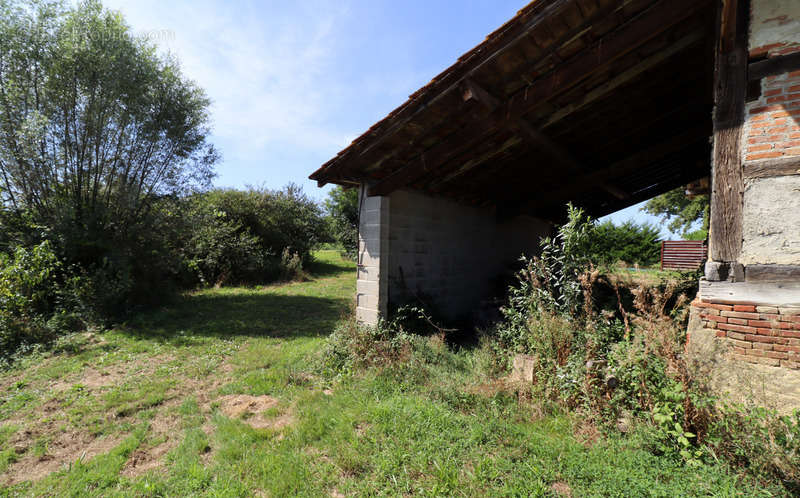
left=751, top=0, right=800, bottom=49
left=741, top=175, right=800, bottom=265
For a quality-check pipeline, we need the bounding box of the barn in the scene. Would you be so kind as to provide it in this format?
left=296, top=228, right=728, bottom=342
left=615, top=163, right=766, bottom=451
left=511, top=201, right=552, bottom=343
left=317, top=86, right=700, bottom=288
left=311, top=0, right=800, bottom=385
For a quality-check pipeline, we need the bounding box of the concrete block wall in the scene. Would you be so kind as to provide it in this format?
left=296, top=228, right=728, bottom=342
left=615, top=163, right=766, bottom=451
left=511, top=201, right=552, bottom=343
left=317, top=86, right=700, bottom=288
left=355, top=185, right=389, bottom=324
left=386, top=189, right=550, bottom=321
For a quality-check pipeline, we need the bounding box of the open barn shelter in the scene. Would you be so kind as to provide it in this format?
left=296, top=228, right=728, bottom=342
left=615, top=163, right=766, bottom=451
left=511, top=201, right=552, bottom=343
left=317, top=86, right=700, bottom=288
left=311, top=0, right=800, bottom=373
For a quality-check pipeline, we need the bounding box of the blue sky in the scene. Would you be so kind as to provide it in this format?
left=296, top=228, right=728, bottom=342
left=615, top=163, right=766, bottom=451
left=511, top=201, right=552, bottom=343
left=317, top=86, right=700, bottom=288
left=102, top=0, right=678, bottom=237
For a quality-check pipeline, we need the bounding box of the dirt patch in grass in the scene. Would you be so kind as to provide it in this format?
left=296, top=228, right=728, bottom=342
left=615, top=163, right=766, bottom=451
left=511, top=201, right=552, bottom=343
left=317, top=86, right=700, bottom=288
left=218, top=395, right=293, bottom=430
left=468, top=378, right=511, bottom=397
left=2, top=430, right=125, bottom=485
left=120, top=403, right=182, bottom=478
left=52, top=354, right=177, bottom=393
left=550, top=481, right=572, bottom=497
left=0, top=373, right=24, bottom=393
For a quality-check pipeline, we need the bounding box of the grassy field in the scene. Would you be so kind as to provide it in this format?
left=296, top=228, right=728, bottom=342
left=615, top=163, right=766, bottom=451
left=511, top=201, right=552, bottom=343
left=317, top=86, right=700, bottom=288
left=0, top=251, right=780, bottom=496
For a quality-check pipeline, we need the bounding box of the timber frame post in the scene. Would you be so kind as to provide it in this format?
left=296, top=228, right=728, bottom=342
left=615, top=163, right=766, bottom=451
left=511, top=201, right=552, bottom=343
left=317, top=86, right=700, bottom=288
left=707, top=0, right=749, bottom=281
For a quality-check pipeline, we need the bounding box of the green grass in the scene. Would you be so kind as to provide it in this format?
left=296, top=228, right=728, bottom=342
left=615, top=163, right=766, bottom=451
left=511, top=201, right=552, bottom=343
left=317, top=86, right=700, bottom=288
left=0, top=250, right=785, bottom=496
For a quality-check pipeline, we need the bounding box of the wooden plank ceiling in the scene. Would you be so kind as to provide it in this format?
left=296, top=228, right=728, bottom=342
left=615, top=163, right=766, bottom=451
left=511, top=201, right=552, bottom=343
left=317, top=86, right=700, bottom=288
left=309, top=0, right=717, bottom=221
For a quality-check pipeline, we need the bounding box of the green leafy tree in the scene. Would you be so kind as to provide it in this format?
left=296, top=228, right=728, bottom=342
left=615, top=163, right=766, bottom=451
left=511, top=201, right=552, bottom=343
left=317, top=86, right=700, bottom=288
left=642, top=188, right=709, bottom=239
left=590, top=220, right=661, bottom=267
left=324, top=186, right=359, bottom=258
left=0, top=0, right=217, bottom=316
left=0, top=0, right=217, bottom=253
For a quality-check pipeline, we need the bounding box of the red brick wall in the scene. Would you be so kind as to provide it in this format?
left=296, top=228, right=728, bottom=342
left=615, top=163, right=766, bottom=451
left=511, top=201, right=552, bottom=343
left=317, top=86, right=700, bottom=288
left=693, top=300, right=800, bottom=369
left=744, top=45, right=800, bottom=162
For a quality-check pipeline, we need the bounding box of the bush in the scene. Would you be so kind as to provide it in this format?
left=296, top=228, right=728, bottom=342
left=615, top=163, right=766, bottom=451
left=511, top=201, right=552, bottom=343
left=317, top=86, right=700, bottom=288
left=320, top=316, right=414, bottom=376
left=179, top=197, right=266, bottom=286
left=324, top=186, right=359, bottom=259
left=489, top=204, right=799, bottom=491
left=0, top=242, right=76, bottom=358
left=590, top=220, right=661, bottom=267
left=200, top=185, right=326, bottom=264
left=179, top=185, right=325, bottom=286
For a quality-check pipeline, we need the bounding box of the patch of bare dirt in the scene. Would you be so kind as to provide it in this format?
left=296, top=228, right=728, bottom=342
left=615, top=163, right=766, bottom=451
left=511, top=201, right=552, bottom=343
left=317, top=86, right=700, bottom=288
left=550, top=481, right=572, bottom=497
left=120, top=401, right=183, bottom=478
left=468, top=378, right=510, bottom=397
left=0, top=373, right=23, bottom=393
left=121, top=441, right=172, bottom=477
left=52, top=354, right=176, bottom=393
left=4, top=351, right=240, bottom=482
left=2, top=431, right=125, bottom=485
left=218, top=395, right=294, bottom=430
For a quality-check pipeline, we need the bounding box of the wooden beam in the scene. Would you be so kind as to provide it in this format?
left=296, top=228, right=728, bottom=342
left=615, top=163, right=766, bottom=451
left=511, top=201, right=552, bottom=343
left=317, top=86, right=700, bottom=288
left=540, top=30, right=705, bottom=129
left=699, top=279, right=800, bottom=306
left=459, top=79, right=628, bottom=199
left=365, top=0, right=710, bottom=197
left=748, top=51, right=800, bottom=81
left=501, top=0, right=628, bottom=92
left=506, top=0, right=711, bottom=122
left=709, top=0, right=748, bottom=264
left=746, top=265, right=800, bottom=283
left=338, top=0, right=576, bottom=166
left=743, top=156, right=800, bottom=179
left=511, top=126, right=709, bottom=213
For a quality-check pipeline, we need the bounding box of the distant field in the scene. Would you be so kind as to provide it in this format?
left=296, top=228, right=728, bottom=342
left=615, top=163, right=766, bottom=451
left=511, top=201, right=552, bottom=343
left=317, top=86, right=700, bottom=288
left=0, top=251, right=773, bottom=496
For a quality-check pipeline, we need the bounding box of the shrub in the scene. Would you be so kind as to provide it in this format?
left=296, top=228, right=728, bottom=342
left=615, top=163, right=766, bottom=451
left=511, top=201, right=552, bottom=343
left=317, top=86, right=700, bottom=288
left=200, top=185, right=326, bottom=265
left=320, top=316, right=414, bottom=376
left=0, top=242, right=75, bottom=358
left=179, top=186, right=325, bottom=286
left=489, top=204, right=798, bottom=491
left=324, top=186, right=359, bottom=259
left=179, top=198, right=266, bottom=286
left=589, top=220, right=661, bottom=267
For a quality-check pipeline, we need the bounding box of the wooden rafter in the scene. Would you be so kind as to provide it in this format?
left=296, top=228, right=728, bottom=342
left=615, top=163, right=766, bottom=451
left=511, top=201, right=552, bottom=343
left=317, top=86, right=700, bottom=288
left=365, top=0, right=710, bottom=198
left=459, top=78, right=627, bottom=198
left=515, top=126, right=709, bottom=212
left=321, top=0, right=579, bottom=185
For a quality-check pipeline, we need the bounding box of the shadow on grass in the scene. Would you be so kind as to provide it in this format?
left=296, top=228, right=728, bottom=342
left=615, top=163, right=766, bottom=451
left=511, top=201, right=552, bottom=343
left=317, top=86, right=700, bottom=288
left=306, top=254, right=353, bottom=277
left=118, top=258, right=354, bottom=344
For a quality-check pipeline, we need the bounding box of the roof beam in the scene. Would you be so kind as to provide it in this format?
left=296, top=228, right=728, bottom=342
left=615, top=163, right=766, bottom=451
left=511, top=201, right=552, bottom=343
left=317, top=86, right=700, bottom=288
left=540, top=30, right=705, bottom=129
left=325, top=0, right=634, bottom=184
left=501, top=0, right=628, bottom=92
left=317, top=0, right=578, bottom=181
left=460, top=78, right=627, bottom=198
left=515, top=125, right=709, bottom=212
left=505, top=0, right=710, bottom=122
left=365, top=0, right=710, bottom=197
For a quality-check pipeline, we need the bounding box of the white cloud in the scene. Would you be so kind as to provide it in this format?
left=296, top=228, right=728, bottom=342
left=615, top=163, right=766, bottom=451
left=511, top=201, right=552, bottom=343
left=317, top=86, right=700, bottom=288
left=103, top=0, right=360, bottom=170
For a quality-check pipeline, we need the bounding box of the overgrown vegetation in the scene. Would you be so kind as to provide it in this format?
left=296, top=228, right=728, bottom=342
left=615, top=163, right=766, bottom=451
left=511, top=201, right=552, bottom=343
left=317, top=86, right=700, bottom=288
left=0, top=250, right=791, bottom=495
left=493, top=206, right=799, bottom=491
left=323, top=206, right=799, bottom=494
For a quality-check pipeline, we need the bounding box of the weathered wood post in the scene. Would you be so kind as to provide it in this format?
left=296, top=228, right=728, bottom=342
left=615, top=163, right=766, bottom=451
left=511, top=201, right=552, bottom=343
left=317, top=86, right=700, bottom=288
left=707, top=0, right=748, bottom=282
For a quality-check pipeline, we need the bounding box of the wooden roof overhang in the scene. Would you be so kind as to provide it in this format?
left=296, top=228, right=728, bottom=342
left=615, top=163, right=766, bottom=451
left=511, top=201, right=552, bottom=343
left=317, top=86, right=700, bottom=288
left=310, top=0, right=717, bottom=221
